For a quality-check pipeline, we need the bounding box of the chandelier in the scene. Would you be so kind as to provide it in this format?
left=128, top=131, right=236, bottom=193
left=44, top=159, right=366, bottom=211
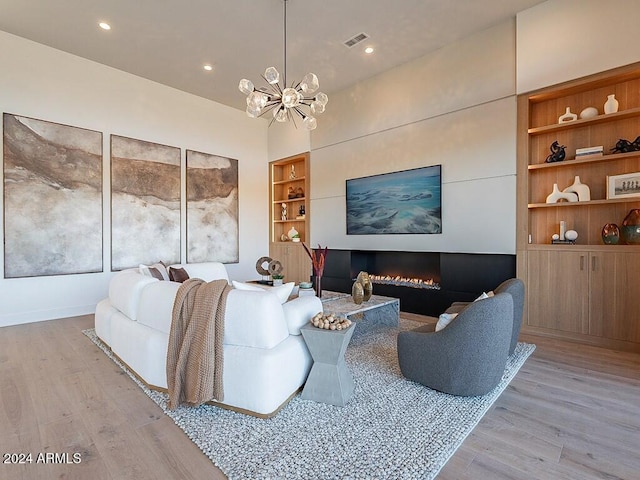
left=238, top=0, right=328, bottom=130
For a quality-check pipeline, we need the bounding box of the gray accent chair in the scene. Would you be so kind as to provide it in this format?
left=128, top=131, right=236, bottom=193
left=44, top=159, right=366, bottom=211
left=446, top=278, right=524, bottom=355
left=397, top=292, right=513, bottom=396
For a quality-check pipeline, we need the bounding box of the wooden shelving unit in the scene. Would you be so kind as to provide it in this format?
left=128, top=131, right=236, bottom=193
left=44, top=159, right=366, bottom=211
left=517, top=62, right=640, bottom=352
left=268, top=153, right=312, bottom=284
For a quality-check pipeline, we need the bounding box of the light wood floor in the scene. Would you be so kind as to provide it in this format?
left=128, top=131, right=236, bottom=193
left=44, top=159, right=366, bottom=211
left=1, top=314, right=639, bottom=480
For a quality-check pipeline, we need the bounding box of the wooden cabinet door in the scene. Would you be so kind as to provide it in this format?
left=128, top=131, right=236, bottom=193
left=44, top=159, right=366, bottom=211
left=590, top=252, right=640, bottom=342
left=527, top=250, right=589, bottom=334
left=270, top=243, right=312, bottom=285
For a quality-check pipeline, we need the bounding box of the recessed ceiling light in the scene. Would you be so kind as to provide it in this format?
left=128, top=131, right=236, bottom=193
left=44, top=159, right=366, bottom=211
left=98, top=22, right=111, bottom=30
left=203, top=64, right=213, bottom=71
left=364, top=46, right=374, bottom=54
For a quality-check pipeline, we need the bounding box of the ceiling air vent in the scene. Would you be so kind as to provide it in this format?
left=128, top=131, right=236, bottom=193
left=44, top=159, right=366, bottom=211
left=344, top=32, right=369, bottom=48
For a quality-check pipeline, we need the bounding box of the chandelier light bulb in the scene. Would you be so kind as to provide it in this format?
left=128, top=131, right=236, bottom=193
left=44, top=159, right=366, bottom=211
left=303, top=116, right=317, bottom=130
left=274, top=107, right=288, bottom=123
left=300, top=73, right=319, bottom=94
left=264, top=67, right=280, bottom=85
left=281, top=88, right=301, bottom=108
left=311, top=101, right=325, bottom=115
left=315, top=92, right=328, bottom=107
left=238, top=79, right=254, bottom=95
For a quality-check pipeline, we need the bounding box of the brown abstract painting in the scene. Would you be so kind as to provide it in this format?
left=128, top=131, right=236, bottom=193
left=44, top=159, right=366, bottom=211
left=186, top=150, right=238, bottom=263
left=111, top=135, right=180, bottom=270
left=3, top=114, right=103, bottom=278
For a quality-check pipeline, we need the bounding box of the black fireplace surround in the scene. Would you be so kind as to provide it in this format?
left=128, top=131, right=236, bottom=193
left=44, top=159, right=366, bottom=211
left=318, top=250, right=516, bottom=317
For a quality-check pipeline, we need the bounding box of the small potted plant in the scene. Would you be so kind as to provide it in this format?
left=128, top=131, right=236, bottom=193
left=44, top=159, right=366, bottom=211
left=272, top=274, right=284, bottom=286
left=292, top=233, right=301, bottom=243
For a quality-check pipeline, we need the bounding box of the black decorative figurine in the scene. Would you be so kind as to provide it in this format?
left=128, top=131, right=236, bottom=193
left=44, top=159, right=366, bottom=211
left=545, top=141, right=566, bottom=163
left=611, top=136, right=640, bottom=154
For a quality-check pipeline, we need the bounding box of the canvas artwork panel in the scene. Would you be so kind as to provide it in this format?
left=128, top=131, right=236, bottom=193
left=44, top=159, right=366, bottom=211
left=3, top=113, right=103, bottom=278
left=346, top=165, right=442, bottom=235
left=111, top=135, right=180, bottom=270
left=186, top=150, right=239, bottom=263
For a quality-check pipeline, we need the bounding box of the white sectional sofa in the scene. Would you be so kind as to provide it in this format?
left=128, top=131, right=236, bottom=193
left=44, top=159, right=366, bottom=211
left=94, top=262, right=323, bottom=417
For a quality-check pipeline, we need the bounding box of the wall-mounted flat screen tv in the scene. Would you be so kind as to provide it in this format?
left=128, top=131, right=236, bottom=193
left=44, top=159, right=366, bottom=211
left=346, top=165, right=441, bottom=235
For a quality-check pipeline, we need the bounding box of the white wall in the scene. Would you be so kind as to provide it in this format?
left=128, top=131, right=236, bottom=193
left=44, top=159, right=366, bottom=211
left=0, top=31, right=268, bottom=327
left=309, top=21, right=517, bottom=254
left=517, top=0, right=640, bottom=94
left=267, top=121, right=310, bottom=161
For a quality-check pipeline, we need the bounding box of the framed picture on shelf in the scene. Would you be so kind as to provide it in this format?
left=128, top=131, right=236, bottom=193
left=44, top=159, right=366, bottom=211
left=607, top=172, right=640, bottom=199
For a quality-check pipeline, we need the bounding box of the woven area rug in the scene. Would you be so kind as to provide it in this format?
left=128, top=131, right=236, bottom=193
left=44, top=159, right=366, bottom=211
left=84, top=320, right=535, bottom=480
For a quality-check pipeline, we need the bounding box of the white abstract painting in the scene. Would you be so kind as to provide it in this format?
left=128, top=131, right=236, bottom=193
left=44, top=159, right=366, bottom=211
left=186, top=150, right=238, bottom=263
left=111, top=135, right=180, bottom=270
left=3, top=114, right=103, bottom=278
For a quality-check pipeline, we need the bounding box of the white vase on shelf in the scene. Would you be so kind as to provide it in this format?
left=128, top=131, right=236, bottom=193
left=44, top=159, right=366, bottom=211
left=558, top=107, right=577, bottom=123
left=604, top=94, right=619, bottom=114
left=546, top=183, right=578, bottom=204
left=563, top=176, right=591, bottom=202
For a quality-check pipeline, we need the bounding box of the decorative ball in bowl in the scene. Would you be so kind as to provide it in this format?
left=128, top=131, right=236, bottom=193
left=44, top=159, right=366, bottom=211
left=299, top=282, right=313, bottom=289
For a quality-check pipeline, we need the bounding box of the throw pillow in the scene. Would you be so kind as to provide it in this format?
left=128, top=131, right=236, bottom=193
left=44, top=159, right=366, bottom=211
left=435, top=312, right=458, bottom=332
left=231, top=281, right=295, bottom=304
left=169, top=266, right=190, bottom=283
left=139, top=262, right=169, bottom=281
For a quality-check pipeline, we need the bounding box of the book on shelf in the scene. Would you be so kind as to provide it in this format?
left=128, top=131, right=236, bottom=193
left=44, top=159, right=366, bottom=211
left=575, top=145, right=603, bottom=155
left=575, top=152, right=604, bottom=159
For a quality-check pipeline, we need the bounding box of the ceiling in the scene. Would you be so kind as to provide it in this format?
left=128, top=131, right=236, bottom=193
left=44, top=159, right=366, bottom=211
left=0, top=0, right=547, bottom=112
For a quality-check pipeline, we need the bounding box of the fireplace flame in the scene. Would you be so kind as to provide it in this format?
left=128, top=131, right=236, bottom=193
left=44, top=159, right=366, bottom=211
left=369, top=274, right=440, bottom=290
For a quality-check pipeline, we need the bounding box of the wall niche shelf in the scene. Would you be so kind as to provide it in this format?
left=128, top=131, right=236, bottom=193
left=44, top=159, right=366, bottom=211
left=269, top=152, right=312, bottom=284
left=517, top=61, right=640, bottom=353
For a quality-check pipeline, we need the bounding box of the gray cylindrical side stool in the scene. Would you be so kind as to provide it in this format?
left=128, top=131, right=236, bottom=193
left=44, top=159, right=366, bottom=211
left=300, top=323, right=356, bottom=406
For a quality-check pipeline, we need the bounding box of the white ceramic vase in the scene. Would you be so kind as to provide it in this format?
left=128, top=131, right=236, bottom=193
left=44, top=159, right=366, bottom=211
left=563, top=175, right=591, bottom=202
left=604, top=94, right=619, bottom=114
left=546, top=183, right=578, bottom=204
left=558, top=107, right=577, bottom=123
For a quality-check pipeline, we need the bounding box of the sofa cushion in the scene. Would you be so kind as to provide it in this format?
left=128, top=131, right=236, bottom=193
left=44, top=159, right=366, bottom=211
left=109, top=271, right=159, bottom=320
left=139, top=262, right=170, bottom=281
left=435, top=312, right=458, bottom=332
left=174, top=262, right=229, bottom=282
left=168, top=266, right=190, bottom=283
left=232, top=281, right=294, bottom=304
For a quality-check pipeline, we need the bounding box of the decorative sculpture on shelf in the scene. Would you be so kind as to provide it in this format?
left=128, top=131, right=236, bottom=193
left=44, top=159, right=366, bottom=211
left=611, top=136, right=640, bottom=154
left=281, top=202, right=287, bottom=221
left=562, top=176, right=591, bottom=201
left=558, top=107, right=577, bottom=123
left=546, top=184, right=578, bottom=203
left=255, top=256, right=284, bottom=284
left=545, top=141, right=566, bottom=163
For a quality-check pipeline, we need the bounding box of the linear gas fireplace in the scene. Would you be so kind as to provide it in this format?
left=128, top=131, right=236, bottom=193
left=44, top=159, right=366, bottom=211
left=320, top=249, right=515, bottom=316
left=368, top=274, right=440, bottom=290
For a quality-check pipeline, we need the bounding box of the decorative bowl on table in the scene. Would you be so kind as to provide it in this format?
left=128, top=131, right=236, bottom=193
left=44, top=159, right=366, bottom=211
left=299, top=282, right=313, bottom=289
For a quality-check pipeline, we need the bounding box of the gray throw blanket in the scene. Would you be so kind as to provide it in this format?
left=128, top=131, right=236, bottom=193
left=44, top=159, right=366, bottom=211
left=167, top=278, right=232, bottom=410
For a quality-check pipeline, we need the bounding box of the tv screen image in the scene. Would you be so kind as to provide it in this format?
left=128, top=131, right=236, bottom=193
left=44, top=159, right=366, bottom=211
left=346, top=165, right=441, bottom=235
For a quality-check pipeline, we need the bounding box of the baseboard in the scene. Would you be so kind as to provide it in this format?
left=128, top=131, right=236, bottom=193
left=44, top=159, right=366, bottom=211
left=0, top=304, right=96, bottom=328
